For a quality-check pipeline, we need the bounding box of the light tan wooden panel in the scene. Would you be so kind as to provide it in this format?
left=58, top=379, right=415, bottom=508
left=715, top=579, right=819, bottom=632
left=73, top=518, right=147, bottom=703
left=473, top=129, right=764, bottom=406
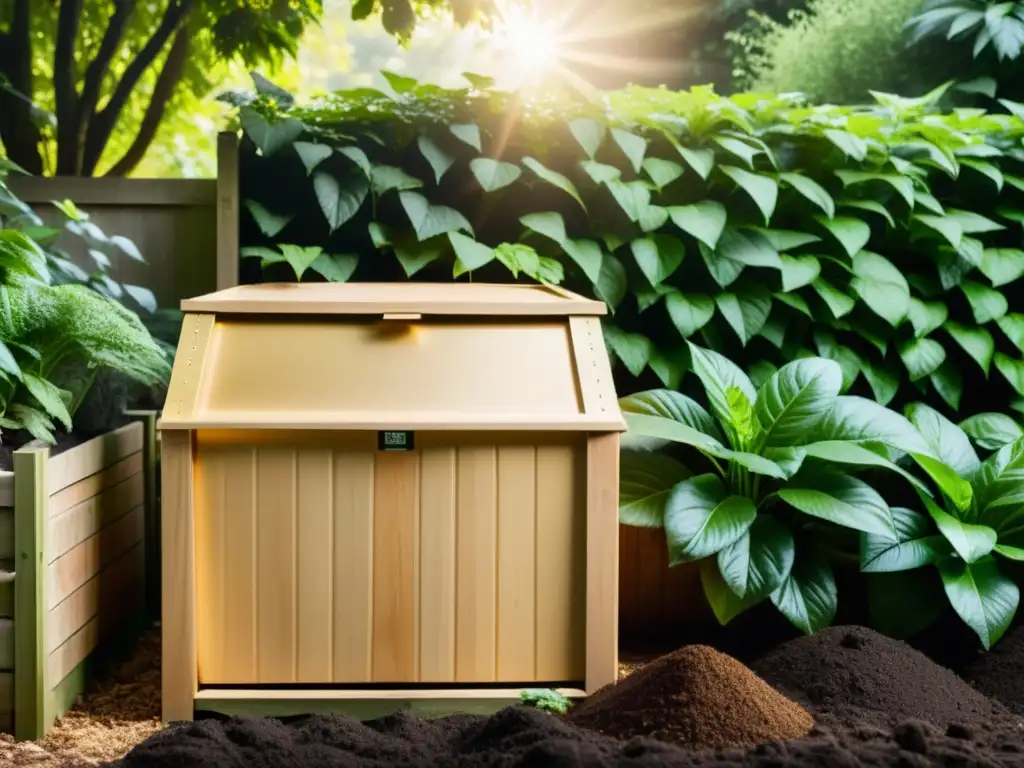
left=46, top=504, right=144, bottom=611
left=256, top=448, right=297, bottom=683
left=418, top=448, right=456, bottom=683
left=219, top=447, right=257, bottom=682
left=455, top=446, right=498, bottom=682
left=332, top=451, right=374, bottom=682
left=371, top=452, right=419, bottom=682
left=496, top=446, right=537, bottom=682
left=296, top=449, right=333, bottom=681
left=47, top=472, right=143, bottom=563
left=535, top=444, right=586, bottom=682
left=194, top=444, right=226, bottom=684
left=48, top=452, right=143, bottom=519
left=47, top=422, right=143, bottom=496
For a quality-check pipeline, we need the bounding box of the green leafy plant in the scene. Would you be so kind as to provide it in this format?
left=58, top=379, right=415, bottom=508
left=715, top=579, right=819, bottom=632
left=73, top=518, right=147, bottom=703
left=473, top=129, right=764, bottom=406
left=860, top=403, right=1024, bottom=647
left=520, top=688, right=573, bottom=715
left=906, top=1, right=1024, bottom=63
left=619, top=343, right=934, bottom=634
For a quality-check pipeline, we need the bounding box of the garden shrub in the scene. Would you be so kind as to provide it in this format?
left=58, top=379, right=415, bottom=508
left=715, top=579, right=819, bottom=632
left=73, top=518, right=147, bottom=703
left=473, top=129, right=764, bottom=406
left=0, top=155, right=171, bottom=442
left=233, top=73, right=1024, bottom=424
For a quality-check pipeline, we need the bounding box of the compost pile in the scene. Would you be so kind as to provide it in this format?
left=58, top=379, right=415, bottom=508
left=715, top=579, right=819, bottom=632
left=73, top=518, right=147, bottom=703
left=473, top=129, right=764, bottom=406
left=112, top=623, right=1024, bottom=768
left=563, top=644, right=814, bottom=749
left=964, top=624, right=1024, bottom=715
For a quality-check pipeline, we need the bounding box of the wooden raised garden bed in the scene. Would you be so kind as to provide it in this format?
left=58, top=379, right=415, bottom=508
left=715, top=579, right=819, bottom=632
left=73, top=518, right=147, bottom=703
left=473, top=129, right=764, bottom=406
left=159, top=282, right=626, bottom=721
left=0, top=412, right=158, bottom=739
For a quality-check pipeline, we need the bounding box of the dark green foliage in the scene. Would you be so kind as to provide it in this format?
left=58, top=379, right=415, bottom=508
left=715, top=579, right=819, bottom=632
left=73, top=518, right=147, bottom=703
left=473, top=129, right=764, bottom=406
left=235, top=73, right=1024, bottom=422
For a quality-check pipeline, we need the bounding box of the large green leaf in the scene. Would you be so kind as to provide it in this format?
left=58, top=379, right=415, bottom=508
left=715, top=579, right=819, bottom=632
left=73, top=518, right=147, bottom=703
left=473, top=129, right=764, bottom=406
left=779, top=172, right=835, bottom=218
left=899, top=337, right=946, bottom=382
left=779, top=469, right=897, bottom=537
left=715, top=286, right=772, bottom=346
left=816, top=395, right=931, bottom=456
left=912, top=453, right=974, bottom=512
left=619, top=389, right=722, bottom=443
left=716, top=229, right=782, bottom=268
left=996, top=353, right=1024, bottom=396
left=417, top=136, right=454, bottom=183
left=780, top=255, right=821, bottom=291
left=665, top=291, right=715, bottom=337
left=700, top=559, right=762, bottom=625
left=618, top=450, right=691, bottom=528
left=687, top=342, right=757, bottom=433
left=309, top=253, right=358, bottom=283
left=908, top=299, right=948, bottom=338
left=816, top=216, right=871, bottom=257
left=594, top=253, right=628, bottom=312
left=718, top=516, right=795, bottom=600
left=603, top=326, right=654, bottom=377
left=449, top=232, right=495, bottom=274
left=754, top=358, right=843, bottom=447
left=721, top=166, right=778, bottom=223
left=23, top=374, right=71, bottom=430
left=860, top=506, right=947, bottom=573
left=960, top=413, right=1024, bottom=451
left=469, top=158, right=522, bottom=192
left=569, top=118, right=606, bottom=158
left=939, top=555, right=1019, bottom=649
left=277, top=244, right=324, bottom=280
left=665, top=474, right=757, bottom=564
left=243, top=199, right=293, bottom=238
left=835, top=170, right=915, bottom=207
left=862, top=358, right=901, bottom=406
left=371, top=165, right=423, bottom=196
left=945, top=322, right=994, bottom=375
left=947, top=209, right=1005, bottom=235
left=961, top=280, right=1008, bottom=324
left=931, top=360, right=964, bottom=410
left=668, top=202, right=727, bottom=249
left=522, top=157, right=586, bottom=210
left=399, top=191, right=473, bottom=241
left=293, top=141, right=333, bottom=174
left=973, top=437, right=1024, bottom=527
left=631, top=235, right=685, bottom=286
left=800, top=441, right=930, bottom=495
left=643, top=158, right=685, bottom=190
left=905, top=402, right=980, bottom=475
left=611, top=128, right=648, bottom=172
left=313, top=172, right=370, bottom=232
left=980, top=248, right=1024, bottom=287
left=770, top=550, right=838, bottom=634
left=449, top=123, right=482, bottom=151
left=239, top=108, right=303, bottom=156
left=700, top=242, right=744, bottom=288
left=813, top=278, right=855, bottom=319
left=997, top=313, right=1024, bottom=354
left=921, top=493, right=994, bottom=563
left=850, top=251, right=910, bottom=326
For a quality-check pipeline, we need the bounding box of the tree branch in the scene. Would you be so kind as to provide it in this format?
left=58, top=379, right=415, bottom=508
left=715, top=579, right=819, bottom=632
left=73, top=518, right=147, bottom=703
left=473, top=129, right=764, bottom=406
left=74, top=0, right=134, bottom=171
left=0, top=0, right=43, bottom=173
left=81, top=0, right=194, bottom=175
left=104, top=29, right=189, bottom=177
left=54, top=0, right=85, bottom=175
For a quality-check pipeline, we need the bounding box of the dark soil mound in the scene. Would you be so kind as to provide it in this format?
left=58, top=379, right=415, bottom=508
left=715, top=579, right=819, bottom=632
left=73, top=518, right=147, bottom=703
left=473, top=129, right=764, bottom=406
left=965, top=625, right=1024, bottom=715
left=751, top=625, right=1011, bottom=729
left=565, top=644, right=814, bottom=749
left=112, top=707, right=1024, bottom=768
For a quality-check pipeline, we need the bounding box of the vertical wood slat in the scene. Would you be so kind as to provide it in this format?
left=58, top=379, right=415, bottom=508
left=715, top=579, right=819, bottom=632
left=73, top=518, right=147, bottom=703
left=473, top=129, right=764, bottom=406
left=418, top=448, right=456, bottom=683
left=162, top=431, right=197, bottom=723
left=332, top=453, right=374, bottom=682
left=13, top=446, right=47, bottom=740
left=585, top=434, right=619, bottom=694
left=220, top=448, right=257, bottom=683
left=534, top=444, right=584, bottom=682
left=297, top=450, right=333, bottom=681
left=496, top=447, right=536, bottom=682
left=194, top=445, right=223, bottom=684
left=371, top=453, right=419, bottom=682
left=256, top=448, right=297, bottom=683
left=216, top=131, right=240, bottom=291
left=455, top=447, right=498, bottom=682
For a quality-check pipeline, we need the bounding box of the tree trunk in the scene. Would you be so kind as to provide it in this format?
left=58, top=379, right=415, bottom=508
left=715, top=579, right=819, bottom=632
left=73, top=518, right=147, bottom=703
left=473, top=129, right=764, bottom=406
left=0, top=0, right=43, bottom=173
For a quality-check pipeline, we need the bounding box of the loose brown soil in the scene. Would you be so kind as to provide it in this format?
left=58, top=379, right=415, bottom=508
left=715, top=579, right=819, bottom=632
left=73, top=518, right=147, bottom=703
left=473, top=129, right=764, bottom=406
left=566, top=645, right=815, bottom=749
left=750, top=625, right=1011, bottom=729
left=964, top=624, right=1024, bottom=715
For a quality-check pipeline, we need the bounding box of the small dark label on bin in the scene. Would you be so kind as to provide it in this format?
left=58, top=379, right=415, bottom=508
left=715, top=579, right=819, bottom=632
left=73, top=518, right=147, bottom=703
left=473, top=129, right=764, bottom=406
left=378, top=430, right=414, bottom=451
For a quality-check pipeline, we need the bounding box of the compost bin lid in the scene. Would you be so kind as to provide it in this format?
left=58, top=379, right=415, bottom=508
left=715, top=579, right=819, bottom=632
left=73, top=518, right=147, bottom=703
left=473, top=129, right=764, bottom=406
left=180, top=282, right=608, bottom=316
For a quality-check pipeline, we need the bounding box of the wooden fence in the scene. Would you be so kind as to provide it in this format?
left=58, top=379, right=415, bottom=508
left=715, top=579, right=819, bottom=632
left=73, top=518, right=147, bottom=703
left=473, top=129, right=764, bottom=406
left=8, top=177, right=218, bottom=308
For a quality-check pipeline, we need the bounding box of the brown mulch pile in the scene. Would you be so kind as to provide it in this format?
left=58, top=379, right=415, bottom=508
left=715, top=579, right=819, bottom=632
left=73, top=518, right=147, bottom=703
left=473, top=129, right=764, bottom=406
left=565, top=645, right=814, bottom=749
left=750, top=625, right=1012, bottom=730
left=2, top=628, right=162, bottom=766
left=964, top=624, right=1024, bottom=715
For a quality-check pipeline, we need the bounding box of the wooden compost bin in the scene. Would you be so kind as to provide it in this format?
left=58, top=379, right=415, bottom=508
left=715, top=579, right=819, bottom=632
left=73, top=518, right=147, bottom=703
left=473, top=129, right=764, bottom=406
left=0, top=413, right=159, bottom=739
left=158, top=282, right=626, bottom=721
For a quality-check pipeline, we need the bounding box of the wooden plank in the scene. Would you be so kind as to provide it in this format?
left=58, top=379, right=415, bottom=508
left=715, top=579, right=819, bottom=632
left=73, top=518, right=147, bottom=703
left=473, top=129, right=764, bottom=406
left=46, top=542, right=143, bottom=655
left=193, top=687, right=587, bottom=721
left=0, top=572, right=10, bottom=619
left=48, top=452, right=143, bottom=519
left=194, top=447, right=226, bottom=685
left=0, top=507, right=11, bottom=560
left=255, top=447, right=297, bottom=683
left=0, top=618, right=11, bottom=669
left=125, top=411, right=160, bottom=618
left=46, top=504, right=144, bottom=611
left=218, top=447, right=257, bottom=683
left=8, top=177, right=216, bottom=206
left=418, top=448, right=456, bottom=683
left=14, top=445, right=47, bottom=740
left=568, top=317, right=621, bottom=420
left=455, top=446, right=497, bottom=682
left=47, top=422, right=143, bottom=496
left=534, top=444, right=585, bottom=683
left=47, top=473, right=144, bottom=563
left=332, top=452, right=374, bottom=683
left=162, top=431, right=197, bottom=723
left=216, top=131, right=240, bottom=291
left=296, top=449, right=333, bottom=681
left=163, top=313, right=216, bottom=422
left=496, top=446, right=537, bottom=682
left=0, top=474, right=12, bottom=510
left=586, top=434, right=619, bottom=693
left=46, top=543, right=145, bottom=684
left=0, top=672, right=12, bottom=729
left=371, top=452, right=419, bottom=682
